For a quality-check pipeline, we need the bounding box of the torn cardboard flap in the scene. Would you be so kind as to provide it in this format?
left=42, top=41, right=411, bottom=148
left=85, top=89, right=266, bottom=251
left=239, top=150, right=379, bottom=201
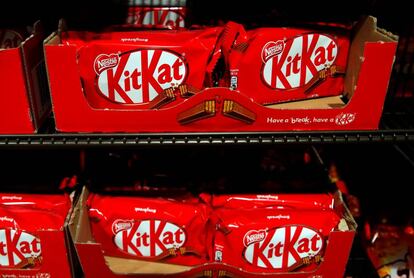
left=44, top=31, right=60, bottom=46
left=344, top=16, right=398, bottom=99
left=334, top=190, right=357, bottom=231
left=70, top=186, right=93, bottom=243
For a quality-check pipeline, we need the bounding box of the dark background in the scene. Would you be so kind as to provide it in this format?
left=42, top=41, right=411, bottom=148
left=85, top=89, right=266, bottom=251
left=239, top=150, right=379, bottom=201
left=0, top=0, right=410, bottom=32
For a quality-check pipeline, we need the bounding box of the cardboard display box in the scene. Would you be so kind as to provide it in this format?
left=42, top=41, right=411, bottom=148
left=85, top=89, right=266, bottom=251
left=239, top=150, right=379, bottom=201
left=0, top=21, right=51, bottom=134
left=68, top=187, right=356, bottom=278
left=0, top=194, right=74, bottom=277
left=44, top=16, right=397, bottom=132
left=0, top=230, right=73, bottom=278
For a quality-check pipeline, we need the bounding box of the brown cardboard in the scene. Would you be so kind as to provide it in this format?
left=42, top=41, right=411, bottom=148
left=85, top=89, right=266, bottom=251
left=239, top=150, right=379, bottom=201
left=69, top=187, right=93, bottom=243
left=105, top=256, right=193, bottom=274
left=20, top=21, right=51, bottom=130
left=344, top=16, right=398, bottom=99
left=334, top=190, right=357, bottom=231
left=44, top=31, right=60, bottom=45
left=266, top=95, right=345, bottom=109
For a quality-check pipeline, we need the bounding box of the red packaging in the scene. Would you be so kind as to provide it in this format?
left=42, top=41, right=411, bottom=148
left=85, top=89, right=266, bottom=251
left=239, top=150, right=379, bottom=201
left=62, top=27, right=222, bottom=110
left=126, top=7, right=186, bottom=29
left=70, top=187, right=355, bottom=277
left=203, top=193, right=334, bottom=210
left=46, top=16, right=396, bottom=132
left=0, top=22, right=51, bottom=134
left=0, top=193, right=71, bottom=270
left=87, top=193, right=211, bottom=266
left=213, top=206, right=340, bottom=273
left=230, top=27, right=350, bottom=105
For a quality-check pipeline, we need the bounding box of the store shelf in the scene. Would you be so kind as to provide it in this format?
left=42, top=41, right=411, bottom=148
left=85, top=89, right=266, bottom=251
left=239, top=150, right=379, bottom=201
left=0, top=111, right=411, bottom=147
left=1, top=90, right=412, bottom=147
left=1, top=19, right=413, bottom=148
left=0, top=131, right=412, bottom=148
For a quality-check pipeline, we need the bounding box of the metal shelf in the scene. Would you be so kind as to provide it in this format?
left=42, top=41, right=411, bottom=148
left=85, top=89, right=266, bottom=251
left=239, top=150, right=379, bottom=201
left=0, top=105, right=413, bottom=148
left=0, top=130, right=413, bottom=148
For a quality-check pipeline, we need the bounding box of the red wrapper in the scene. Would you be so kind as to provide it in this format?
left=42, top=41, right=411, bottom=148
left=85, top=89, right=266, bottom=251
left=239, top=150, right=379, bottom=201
left=229, top=27, right=350, bottom=105
left=202, top=193, right=334, bottom=210
left=126, top=7, right=186, bottom=29
left=0, top=194, right=71, bottom=268
left=213, top=206, right=340, bottom=273
left=63, top=28, right=222, bottom=110
left=87, top=193, right=211, bottom=266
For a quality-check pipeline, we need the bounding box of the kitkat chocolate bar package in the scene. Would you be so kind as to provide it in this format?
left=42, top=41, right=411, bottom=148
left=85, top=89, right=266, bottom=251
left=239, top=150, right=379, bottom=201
left=213, top=206, right=341, bottom=273
left=0, top=193, right=71, bottom=269
left=87, top=193, right=211, bottom=266
left=72, top=188, right=355, bottom=276
left=203, top=193, right=335, bottom=210
left=225, top=23, right=350, bottom=105
left=62, top=27, right=222, bottom=110
left=46, top=16, right=396, bottom=132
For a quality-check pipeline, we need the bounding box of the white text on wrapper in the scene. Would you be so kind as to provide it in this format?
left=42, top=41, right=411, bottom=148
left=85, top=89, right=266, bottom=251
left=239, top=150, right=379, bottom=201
left=243, top=225, right=323, bottom=270
left=113, top=219, right=186, bottom=258
left=95, top=50, right=187, bottom=104
left=0, top=229, right=41, bottom=268
left=262, top=34, right=338, bottom=90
